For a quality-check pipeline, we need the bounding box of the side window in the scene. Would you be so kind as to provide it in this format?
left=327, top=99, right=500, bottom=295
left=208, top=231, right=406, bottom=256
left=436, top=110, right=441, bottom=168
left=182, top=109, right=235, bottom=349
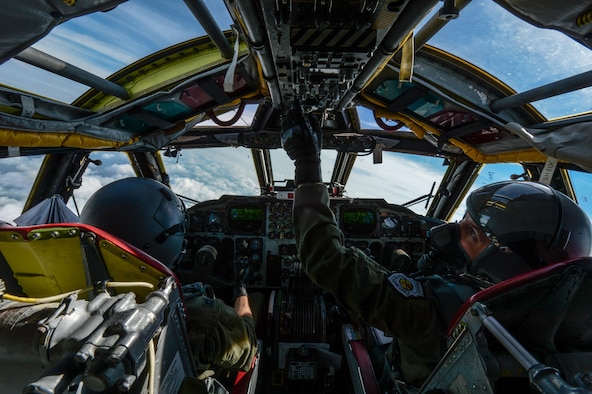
left=0, top=152, right=136, bottom=224
left=68, top=152, right=136, bottom=216
left=0, top=156, right=43, bottom=223
left=452, top=165, right=592, bottom=223
left=450, top=163, right=525, bottom=221
left=569, top=170, right=592, bottom=220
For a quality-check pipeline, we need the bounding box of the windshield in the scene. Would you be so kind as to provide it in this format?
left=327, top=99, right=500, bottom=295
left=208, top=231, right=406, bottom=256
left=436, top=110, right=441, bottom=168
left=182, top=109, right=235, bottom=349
left=0, top=0, right=591, bottom=224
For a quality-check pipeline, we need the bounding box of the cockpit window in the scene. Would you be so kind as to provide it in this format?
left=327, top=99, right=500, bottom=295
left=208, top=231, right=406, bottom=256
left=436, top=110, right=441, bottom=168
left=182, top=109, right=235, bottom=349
left=345, top=151, right=447, bottom=216
left=0, top=156, right=42, bottom=222
left=427, top=1, right=592, bottom=119
left=569, top=170, right=592, bottom=219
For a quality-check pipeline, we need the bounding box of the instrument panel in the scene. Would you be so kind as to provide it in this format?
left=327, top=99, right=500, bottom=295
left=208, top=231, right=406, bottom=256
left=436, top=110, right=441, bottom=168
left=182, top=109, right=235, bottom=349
left=178, top=193, right=429, bottom=289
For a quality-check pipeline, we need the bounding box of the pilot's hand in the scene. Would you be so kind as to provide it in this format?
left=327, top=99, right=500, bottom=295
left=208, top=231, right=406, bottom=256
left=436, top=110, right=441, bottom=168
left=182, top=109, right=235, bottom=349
left=281, top=101, right=322, bottom=185
left=233, top=259, right=250, bottom=299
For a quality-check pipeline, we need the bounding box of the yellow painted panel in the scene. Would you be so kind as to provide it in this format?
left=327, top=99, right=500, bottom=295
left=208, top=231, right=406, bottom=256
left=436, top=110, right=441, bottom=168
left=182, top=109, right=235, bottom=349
left=99, top=239, right=168, bottom=301
left=0, top=128, right=130, bottom=149
left=0, top=228, right=87, bottom=297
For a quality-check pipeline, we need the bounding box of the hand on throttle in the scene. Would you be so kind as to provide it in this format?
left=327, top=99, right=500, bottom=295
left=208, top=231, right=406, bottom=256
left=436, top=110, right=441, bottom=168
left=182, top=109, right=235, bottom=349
left=281, top=101, right=322, bottom=185
left=233, top=259, right=250, bottom=299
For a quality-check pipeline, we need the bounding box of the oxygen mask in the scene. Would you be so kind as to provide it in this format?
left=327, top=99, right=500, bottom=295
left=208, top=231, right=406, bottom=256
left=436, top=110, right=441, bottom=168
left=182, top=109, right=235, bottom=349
left=417, top=222, right=471, bottom=274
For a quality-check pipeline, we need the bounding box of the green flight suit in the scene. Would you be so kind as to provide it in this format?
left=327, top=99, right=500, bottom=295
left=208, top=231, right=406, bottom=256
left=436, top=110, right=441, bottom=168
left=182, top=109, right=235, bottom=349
left=179, top=294, right=258, bottom=394
left=185, top=295, right=257, bottom=372
left=293, top=183, right=449, bottom=386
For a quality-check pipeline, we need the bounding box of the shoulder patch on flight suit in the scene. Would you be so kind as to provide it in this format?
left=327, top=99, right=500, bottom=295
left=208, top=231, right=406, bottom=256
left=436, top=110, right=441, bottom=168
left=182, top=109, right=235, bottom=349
left=387, top=272, right=424, bottom=298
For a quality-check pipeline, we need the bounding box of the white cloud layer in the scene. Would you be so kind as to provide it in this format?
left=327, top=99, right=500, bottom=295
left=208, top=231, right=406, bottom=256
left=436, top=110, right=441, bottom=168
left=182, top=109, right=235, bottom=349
left=0, top=147, right=450, bottom=224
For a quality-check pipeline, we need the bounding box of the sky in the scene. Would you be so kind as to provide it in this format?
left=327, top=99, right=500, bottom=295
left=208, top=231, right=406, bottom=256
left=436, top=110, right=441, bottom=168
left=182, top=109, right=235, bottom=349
left=0, top=0, right=592, bottom=224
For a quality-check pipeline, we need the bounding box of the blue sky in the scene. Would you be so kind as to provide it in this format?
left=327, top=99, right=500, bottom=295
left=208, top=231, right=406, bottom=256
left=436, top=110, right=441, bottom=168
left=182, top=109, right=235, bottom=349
left=0, top=0, right=591, bottom=224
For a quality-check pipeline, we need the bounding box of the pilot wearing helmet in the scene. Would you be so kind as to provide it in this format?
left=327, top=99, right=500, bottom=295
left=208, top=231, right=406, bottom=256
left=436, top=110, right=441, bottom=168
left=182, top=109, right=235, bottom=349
left=80, top=177, right=259, bottom=392
left=281, top=101, right=592, bottom=389
left=80, top=177, right=188, bottom=268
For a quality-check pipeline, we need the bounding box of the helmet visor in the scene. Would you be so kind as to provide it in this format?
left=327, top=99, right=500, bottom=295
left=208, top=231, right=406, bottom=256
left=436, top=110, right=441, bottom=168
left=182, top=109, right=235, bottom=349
left=466, top=181, right=560, bottom=249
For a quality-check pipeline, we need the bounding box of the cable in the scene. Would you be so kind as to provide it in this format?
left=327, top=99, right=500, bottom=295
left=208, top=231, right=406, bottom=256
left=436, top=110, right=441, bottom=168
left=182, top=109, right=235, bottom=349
left=2, top=291, right=81, bottom=304
left=206, top=100, right=246, bottom=126
left=106, top=281, right=155, bottom=291
left=374, top=112, right=405, bottom=131
left=1, top=281, right=155, bottom=304
left=148, top=339, right=156, bottom=394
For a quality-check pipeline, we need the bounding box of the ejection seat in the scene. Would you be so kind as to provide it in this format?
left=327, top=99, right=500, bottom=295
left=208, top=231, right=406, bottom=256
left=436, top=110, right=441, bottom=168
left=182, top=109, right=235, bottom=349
left=420, top=257, right=592, bottom=393
left=0, top=222, right=196, bottom=393
left=0, top=222, right=262, bottom=394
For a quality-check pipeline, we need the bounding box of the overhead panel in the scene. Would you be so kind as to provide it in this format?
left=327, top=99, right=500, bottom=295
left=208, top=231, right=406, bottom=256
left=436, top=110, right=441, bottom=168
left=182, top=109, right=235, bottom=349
left=362, top=46, right=549, bottom=163
left=259, top=0, right=407, bottom=113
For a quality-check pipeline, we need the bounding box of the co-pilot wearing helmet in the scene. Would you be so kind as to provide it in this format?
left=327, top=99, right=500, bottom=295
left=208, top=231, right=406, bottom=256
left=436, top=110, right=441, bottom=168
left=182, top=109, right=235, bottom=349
left=80, top=177, right=259, bottom=392
left=281, top=101, right=592, bottom=389
left=418, top=180, right=592, bottom=282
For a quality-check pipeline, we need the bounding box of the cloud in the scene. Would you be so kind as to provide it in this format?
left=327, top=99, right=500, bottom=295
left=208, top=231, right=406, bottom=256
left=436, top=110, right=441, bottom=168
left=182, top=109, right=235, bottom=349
left=0, top=198, right=26, bottom=223
left=0, top=0, right=235, bottom=103
left=35, top=1, right=214, bottom=73
left=0, top=60, right=86, bottom=103
left=63, top=147, right=445, bottom=218
left=0, top=156, right=43, bottom=222
left=0, top=147, right=589, bottom=229
left=344, top=153, right=446, bottom=214
left=431, top=1, right=592, bottom=118
left=165, top=148, right=261, bottom=203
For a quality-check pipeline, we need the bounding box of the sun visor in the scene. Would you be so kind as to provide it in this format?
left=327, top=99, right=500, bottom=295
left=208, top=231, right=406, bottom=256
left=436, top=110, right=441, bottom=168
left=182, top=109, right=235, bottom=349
left=0, top=0, right=127, bottom=64
left=506, top=121, right=592, bottom=171
left=494, top=0, right=592, bottom=49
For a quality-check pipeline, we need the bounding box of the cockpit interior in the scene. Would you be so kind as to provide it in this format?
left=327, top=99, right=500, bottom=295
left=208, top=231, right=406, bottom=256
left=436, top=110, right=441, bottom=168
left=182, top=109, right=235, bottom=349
left=1, top=0, right=592, bottom=393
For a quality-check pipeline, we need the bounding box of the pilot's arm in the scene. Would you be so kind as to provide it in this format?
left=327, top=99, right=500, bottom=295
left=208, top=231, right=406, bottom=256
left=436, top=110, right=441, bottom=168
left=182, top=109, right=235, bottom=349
left=281, top=101, right=443, bottom=338
left=282, top=102, right=447, bottom=385
left=184, top=257, right=258, bottom=373
left=185, top=294, right=257, bottom=372
left=293, top=183, right=444, bottom=341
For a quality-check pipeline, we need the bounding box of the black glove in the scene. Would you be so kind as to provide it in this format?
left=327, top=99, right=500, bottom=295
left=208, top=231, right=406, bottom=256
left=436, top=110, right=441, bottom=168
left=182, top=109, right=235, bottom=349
left=233, top=259, right=250, bottom=299
left=281, top=101, right=322, bottom=186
